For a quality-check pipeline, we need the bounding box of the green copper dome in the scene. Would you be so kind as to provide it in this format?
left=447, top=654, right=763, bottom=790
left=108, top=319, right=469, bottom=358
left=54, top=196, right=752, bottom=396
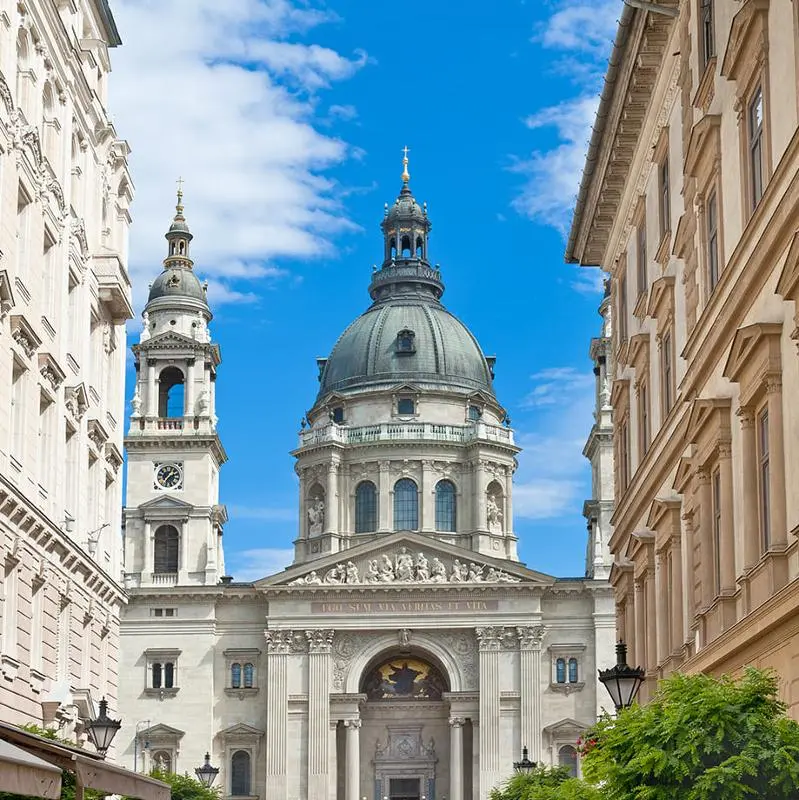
left=147, top=268, right=207, bottom=304
left=318, top=163, right=494, bottom=399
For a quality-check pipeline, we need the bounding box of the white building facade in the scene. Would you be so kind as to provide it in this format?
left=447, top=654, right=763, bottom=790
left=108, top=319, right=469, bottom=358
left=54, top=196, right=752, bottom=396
left=0, top=0, right=132, bottom=737
left=119, top=167, right=615, bottom=800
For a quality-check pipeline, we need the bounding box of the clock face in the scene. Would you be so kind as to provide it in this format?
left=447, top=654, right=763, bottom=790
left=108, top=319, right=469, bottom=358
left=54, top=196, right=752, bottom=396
left=155, top=462, right=183, bottom=490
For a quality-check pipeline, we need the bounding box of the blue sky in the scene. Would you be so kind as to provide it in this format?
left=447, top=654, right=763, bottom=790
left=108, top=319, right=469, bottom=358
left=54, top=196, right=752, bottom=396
left=109, top=0, right=620, bottom=581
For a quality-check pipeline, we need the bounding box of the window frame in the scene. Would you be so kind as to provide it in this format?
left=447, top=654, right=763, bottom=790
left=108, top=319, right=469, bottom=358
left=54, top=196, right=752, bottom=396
left=617, top=266, right=628, bottom=344
left=661, top=330, right=674, bottom=417
left=144, top=649, right=181, bottom=697
left=434, top=479, right=457, bottom=532
left=397, top=397, right=415, bottom=416
left=636, top=219, right=648, bottom=298
left=393, top=478, right=419, bottom=531
left=230, top=750, right=252, bottom=797
left=706, top=189, right=720, bottom=291
left=638, top=380, right=650, bottom=458
left=224, top=648, right=261, bottom=696
left=699, top=0, right=716, bottom=71
left=153, top=524, right=180, bottom=575
left=354, top=480, right=378, bottom=533
left=659, top=156, right=671, bottom=239
left=748, top=85, right=765, bottom=210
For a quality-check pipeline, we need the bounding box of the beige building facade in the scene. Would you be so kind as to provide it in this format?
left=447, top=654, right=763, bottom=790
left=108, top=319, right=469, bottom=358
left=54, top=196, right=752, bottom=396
left=0, top=0, right=132, bottom=738
left=567, top=0, right=799, bottom=714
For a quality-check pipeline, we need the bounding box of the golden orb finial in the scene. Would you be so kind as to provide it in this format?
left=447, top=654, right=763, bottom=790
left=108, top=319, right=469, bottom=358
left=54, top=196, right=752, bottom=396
left=401, top=145, right=410, bottom=184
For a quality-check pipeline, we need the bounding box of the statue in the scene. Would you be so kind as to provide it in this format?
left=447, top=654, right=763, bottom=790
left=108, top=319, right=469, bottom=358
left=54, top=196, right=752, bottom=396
left=345, top=561, right=359, bottom=583
left=468, top=563, right=484, bottom=582
left=398, top=628, right=411, bottom=648
left=140, top=311, right=150, bottom=342
left=430, top=557, right=447, bottom=582
left=324, top=565, right=343, bottom=584
left=130, top=387, right=142, bottom=416
left=486, top=493, right=503, bottom=532
left=395, top=548, right=414, bottom=581
left=379, top=554, right=395, bottom=582
left=308, top=498, right=325, bottom=535
left=415, top=552, right=429, bottom=582
left=364, top=559, right=380, bottom=583
left=450, top=559, right=465, bottom=582
left=196, top=391, right=210, bottom=415
left=154, top=753, right=169, bottom=772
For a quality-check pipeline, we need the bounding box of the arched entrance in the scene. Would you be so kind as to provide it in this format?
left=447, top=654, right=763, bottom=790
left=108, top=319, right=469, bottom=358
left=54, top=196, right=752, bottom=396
left=357, top=650, right=450, bottom=800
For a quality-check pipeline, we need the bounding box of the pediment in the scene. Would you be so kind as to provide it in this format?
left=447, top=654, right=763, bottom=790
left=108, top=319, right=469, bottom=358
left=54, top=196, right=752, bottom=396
left=218, top=723, right=264, bottom=738
left=686, top=397, right=731, bottom=445
left=257, top=531, right=554, bottom=588
left=722, top=323, right=782, bottom=383
left=776, top=231, right=799, bottom=300
left=139, top=495, right=194, bottom=511
left=542, top=717, right=588, bottom=737
left=137, top=330, right=200, bottom=350
left=141, top=723, right=185, bottom=740
left=389, top=382, right=422, bottom=395
left=684, top=115, right=721, bottom=178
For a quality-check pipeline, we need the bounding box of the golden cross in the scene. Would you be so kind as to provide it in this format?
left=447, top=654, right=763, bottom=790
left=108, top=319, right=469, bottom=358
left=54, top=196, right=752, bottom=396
left=402, top=145, right=410, bottom=160
left=401, top=146, right=410, bottom=182
left=176, top=176, right=184, bottom=192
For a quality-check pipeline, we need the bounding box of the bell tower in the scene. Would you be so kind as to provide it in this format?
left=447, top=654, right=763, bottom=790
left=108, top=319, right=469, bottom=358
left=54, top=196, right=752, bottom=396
left=123, top=190, right=228, bottom=588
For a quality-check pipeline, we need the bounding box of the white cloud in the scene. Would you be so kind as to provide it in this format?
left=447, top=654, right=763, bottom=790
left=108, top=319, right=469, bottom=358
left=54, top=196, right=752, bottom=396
left=520, top=366, right=594, bottom=409
left=329, top=104, right=359, bottom=121
left=513, top=478, right=583, bottom=520
left=110, top=0, right=368, bottom=309
left=228, top=547, right=295, bottom=582
left=512, top=1, right=620, bottom=242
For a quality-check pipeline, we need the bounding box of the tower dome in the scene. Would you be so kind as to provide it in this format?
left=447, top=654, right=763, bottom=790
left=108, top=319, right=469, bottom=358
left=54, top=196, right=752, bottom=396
left=317, top=153, right=495, bottom=400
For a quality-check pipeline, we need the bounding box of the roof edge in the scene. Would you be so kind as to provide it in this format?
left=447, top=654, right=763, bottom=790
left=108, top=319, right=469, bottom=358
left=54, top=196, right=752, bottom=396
left=97, top=0, right=122, bottom=47
left=564, top=3, right=636, bottom=265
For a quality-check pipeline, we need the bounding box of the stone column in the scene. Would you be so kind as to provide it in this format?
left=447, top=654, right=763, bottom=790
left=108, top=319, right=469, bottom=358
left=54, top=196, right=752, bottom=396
left=517, top=625, right=546, bottom=762
left=696, top=468, right=713, bottom=608
left=633, top=578, right=645, bottom=668
left=325, top=462, right=339, bottom=534
left=421, top=459, right=434, bottom=531
left=477, top=627, right=502, bottom=798
left=378, top=461, right=391, bottom=532
left=184, top=359, right=195, bottom=416
left=645, top=571, right=656, bottom=671
left=475, top=460, right=487, bottom=530
left=766, top=378, right=787, bottom=548
left=681, top=512, right=695, bottom=648
left=307, top=630, right=334, bottom=800
left=328, top=721, right=338, bottom=800
left=179, top=519, right=188, bottom=580
left=343, top=719, right=361, bottom=800
left=265, top=630, right=292, bottom=799
left=449, top=717, right=465, bottom=800
left=654, top=551, right=667, bottom=666
left=738, top=408, right=759, bottom=571
left=143, top=520, right=153, bottom=579
left=669, top=540, right=683, bottom=655
left=504, top=466, right=514, bottom=538
left=718, top=443, right=735, bottom=595
left=147, top=360, right=157, bottom=416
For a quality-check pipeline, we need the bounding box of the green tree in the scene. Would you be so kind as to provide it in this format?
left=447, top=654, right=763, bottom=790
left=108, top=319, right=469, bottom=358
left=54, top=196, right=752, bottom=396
left=147, top=770, right=219, bottom=800
left=582, top=667, right=799, bottom=800
left=489, top=764, right=602, bottom=800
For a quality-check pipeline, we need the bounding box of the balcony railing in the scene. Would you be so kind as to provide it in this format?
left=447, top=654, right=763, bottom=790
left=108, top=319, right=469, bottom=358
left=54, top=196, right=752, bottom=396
left=157, top=418, right=183, bottom=430
left=298, top=421, right=514, bottom=449
left=152, top=572, right=178, bottom=586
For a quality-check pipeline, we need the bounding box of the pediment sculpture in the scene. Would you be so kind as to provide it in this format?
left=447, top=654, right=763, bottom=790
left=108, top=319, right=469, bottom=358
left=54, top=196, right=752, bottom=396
left=288, top=546, right=521, bottom=586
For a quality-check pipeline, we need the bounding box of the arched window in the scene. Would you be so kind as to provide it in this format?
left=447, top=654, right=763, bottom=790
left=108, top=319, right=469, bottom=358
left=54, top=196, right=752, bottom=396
left=16, top=31, right=31, bottom=113
left=415, top=236, right=423, bottom=257
left=152, top=662, right=162, bottom=688
left=42, top=82, right=58, bottom=163
left=231, top=662, right=242, bottom=688
left=558, top=745, right=578, bottom=777
left=389, top=237, right=397, bottom=258
left=243, top=663, right=254, bottom=688
left=230, top=750, right=251, bottom=796
left=401, top=235, right=411, bottom=257
left=158, top=367, right=185, bottom=418
left=568, top=657, right=579, bottom=683
left=153, top=525, right=179, bottom=574
left=163, top=661, right=175, bottom=688
left=396, top=329, right=415, bottom=353
left=179, top=241, right=185, bottom=254
left=435, top=480, right=456, bottom=532
left=393, top=479, right=418, bottom=531
left=555, top=658, right=566, bottom=684
left=355, top=481, right=377, bottom=533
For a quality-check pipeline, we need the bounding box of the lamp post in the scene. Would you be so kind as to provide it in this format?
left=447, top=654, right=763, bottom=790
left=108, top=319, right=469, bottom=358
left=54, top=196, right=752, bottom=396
left=85, top=698, right=121, bottom=758
left=513, top=745, right=535, bottom=774
left=195, top=753, right=219, bottom=788
left=598, top=640, right=645, bottom=712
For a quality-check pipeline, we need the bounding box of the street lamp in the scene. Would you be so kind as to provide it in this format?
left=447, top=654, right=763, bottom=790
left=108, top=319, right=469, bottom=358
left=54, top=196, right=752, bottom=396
left=513, top=745, right=535, bottom=774
left=85, top=698, right=121, bottom=758
left=598, top=640, right=645, bottom=712
left=195, top=753, right=219, bottom=788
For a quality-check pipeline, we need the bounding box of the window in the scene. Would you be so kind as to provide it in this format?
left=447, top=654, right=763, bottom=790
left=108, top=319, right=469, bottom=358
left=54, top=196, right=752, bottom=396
left=748, top=86, right=765, bottom=209
left=568, top=658, right=579, bottom=683
left=700, top=0, right=715, bottom=69
left=17, top=184, right=33, bottom=281
left=618, top=269, right=628, bottom=342
left=243, top=662, right=254, bottom=688
left=468, top=405, right=481, bottom=421
left=393, top=478, right=418, bottom=531
left=555, top=658, right=566, bottom=684
left=707, top=190, right=719, bottom=290
left=396, top=329, right=415, bottom=354
left=154, top=525, right=179, bottom=574
left=230, top=751, right=251, bottom=796
left=662, top=331, right=674, bottom=415
left=558, top=745, right=578, bottom=778
left=355, top=481, right=377, bottom=533
left=712, top=468, right=722, bottom=595
left=637, top=221, right=647, bottom=296
left=38, top=394, right=55, bottom=491
left=230, top=661, right=256, bottom=690
left=639, top=382, right=650, bottom=456
left=758, top=408, right=770, bottom=551
left=618, top=417, right=630, bottom=491
left=152, top=608, right=177, bottom=618
left=397, top=398, right=415, bottom=415
left=224, top=649, right=260, bottom=694
left=231, top=663, right=242, bottom=688
left=43, top=228, right=58, bottom=321
left=10, top=362, right=26, bottom=461
left=435, top=480, right=457, bottom=532
left=158, top=367, right=185, bottom=418
left=331, top=406, right=344, bottom=424
left=659, top=157, right=671, bottom=237
left=152, top=661, right=176, bottom=688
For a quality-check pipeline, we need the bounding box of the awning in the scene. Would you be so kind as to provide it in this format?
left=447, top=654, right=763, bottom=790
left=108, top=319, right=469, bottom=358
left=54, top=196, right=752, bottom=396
left=0, top=739, right=62, bottom=799
left=0, top=722, right=170, bottom=800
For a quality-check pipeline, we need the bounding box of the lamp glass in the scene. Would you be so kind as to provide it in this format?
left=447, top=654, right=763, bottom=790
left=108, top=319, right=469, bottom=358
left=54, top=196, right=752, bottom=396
left=195, top=753, right=219, bottom=788
left=85, top=698, right=121, bottom=756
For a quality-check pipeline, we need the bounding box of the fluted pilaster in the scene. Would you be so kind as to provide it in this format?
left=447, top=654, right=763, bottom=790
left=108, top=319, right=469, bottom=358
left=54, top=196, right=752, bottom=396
left=517, top=625, right=546, bottom=762
left=265, top=629, right=292, bottom=799
left=477, top=626, right=502, bottom=798
left=307, top=630, right=334, bottom=799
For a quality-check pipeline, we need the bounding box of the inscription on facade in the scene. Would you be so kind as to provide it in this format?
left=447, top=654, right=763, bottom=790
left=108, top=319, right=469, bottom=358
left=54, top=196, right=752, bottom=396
left=311, top=599, right=499, bottom=614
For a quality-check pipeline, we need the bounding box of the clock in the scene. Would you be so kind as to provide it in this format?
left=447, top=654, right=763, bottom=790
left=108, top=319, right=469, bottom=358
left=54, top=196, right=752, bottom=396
left=154, top=462, right=183, bottom=490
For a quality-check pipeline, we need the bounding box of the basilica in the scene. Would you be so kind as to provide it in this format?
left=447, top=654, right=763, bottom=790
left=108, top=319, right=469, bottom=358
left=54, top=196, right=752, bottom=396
left=117, top=159, right=615, bottom=800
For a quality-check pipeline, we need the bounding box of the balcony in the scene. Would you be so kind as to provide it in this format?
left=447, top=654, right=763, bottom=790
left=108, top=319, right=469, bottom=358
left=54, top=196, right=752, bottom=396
left=298, top=421, right=515, bottom=449
left=152, top=572, right=178, bottom=586
left=93, top=252, right=134, bottom=322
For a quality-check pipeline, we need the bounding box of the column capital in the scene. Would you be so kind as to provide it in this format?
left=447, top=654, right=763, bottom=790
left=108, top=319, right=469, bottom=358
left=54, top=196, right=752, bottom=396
left=717, top=441, right=732, bottom=460
left=695, top=466, right=711, bottom=484
left=306, top=629, right=335, bottom=653
left=265, top=629, right=295, bottom=654
left=448, top=716, right=466, bottom=728
left=343, top=719, right=362, bottom=730
left=737, top=405, right=755, bottom=427
left=766, top=376, right=783, bottom=395
left=516, top=625, right=546, bottom=650
left=476, top=626, right=503, bottom=651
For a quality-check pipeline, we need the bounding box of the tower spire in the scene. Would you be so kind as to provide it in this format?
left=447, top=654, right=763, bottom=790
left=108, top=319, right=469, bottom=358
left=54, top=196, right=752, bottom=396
left=401, top=146, right=410, bottom=185
left=163, top=179, right=194, bottom=271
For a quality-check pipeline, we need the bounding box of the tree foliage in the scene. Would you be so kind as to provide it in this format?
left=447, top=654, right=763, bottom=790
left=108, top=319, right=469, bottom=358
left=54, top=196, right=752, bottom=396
left=147, top=770, right=220, bottom=800
left=581, top=667, right=799, bottom=800
left=490, top=764, right=602, bottom=800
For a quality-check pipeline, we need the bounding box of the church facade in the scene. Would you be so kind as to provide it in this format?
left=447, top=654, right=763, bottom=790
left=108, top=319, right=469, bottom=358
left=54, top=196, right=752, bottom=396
left=118, top=163, right=615, bottom=800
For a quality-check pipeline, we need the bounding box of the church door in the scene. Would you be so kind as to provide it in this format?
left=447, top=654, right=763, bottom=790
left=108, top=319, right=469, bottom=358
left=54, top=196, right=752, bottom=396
left=389, top=777, right=420, bottom=800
